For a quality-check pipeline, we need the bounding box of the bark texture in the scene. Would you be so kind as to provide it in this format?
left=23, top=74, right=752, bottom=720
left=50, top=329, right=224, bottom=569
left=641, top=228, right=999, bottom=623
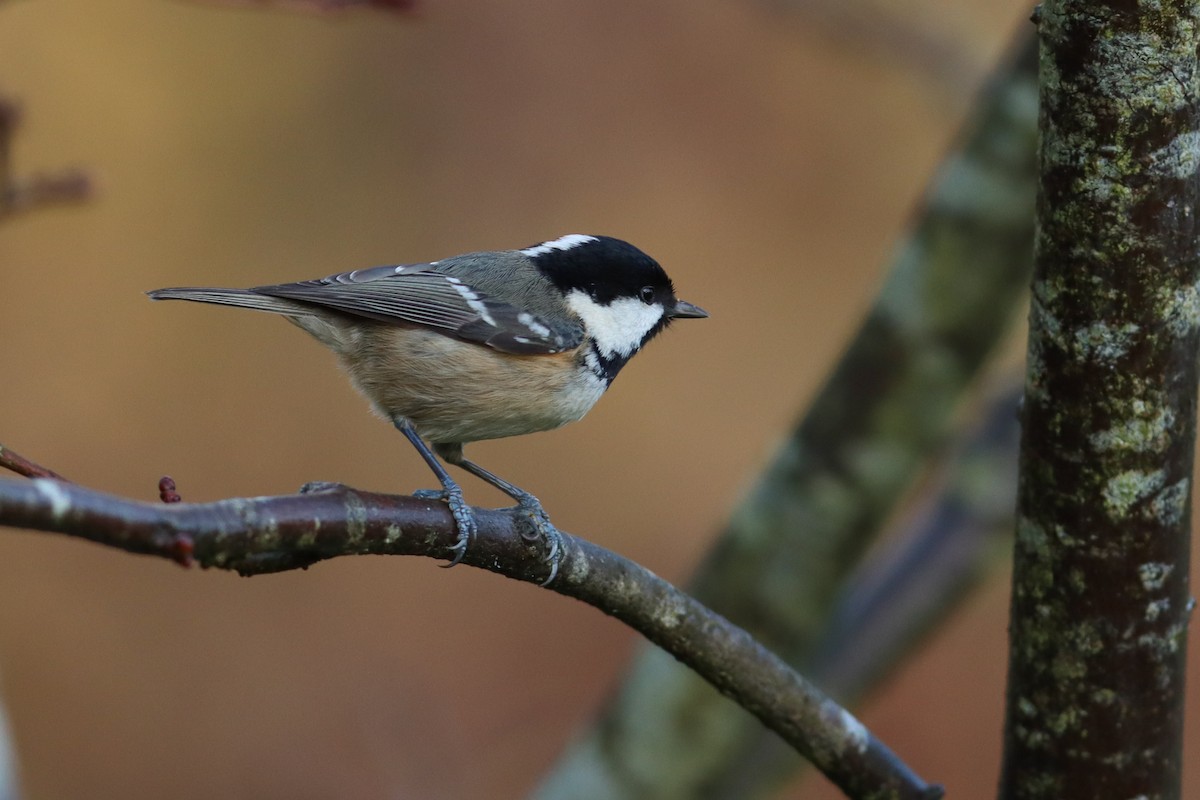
left=1000, top=4, right=1199, bottom=798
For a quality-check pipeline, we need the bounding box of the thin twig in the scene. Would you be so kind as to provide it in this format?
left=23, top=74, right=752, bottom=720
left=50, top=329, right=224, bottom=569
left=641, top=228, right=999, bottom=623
left=0, top=444, right=68, bottom=481
left=0, top=476, right=942, bottom=800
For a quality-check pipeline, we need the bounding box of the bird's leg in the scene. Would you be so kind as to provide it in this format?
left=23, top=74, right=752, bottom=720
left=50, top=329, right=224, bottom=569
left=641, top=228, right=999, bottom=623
left=435, top=444, right=563, bottom=586
left=393, top=419, right=476, bottom=567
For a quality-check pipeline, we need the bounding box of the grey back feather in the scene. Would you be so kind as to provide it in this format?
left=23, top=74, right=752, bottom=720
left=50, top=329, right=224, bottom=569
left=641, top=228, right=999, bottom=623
left=148, top=255, right=583, bottom=356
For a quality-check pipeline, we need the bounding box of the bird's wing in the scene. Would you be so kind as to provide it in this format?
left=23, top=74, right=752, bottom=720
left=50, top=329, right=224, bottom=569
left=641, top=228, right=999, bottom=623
left=251, top=264, right=582, bottom=355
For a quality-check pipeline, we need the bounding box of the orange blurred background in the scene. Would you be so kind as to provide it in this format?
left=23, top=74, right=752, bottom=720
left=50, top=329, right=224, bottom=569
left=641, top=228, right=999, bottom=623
left=1, top=1, right=1195, bottom=798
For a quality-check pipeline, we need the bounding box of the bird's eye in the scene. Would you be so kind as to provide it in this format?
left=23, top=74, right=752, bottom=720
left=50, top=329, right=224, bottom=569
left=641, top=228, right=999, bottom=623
left=639, top=286, right=656, bottom=304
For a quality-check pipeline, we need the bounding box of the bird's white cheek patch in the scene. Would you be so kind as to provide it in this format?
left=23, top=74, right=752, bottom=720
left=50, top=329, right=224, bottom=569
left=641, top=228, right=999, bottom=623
left=566, top=291, right=664, bottom=358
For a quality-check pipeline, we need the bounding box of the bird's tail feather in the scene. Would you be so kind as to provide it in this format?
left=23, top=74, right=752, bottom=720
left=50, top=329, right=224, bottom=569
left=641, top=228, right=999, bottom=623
left=146, top=287, right=317, bottom=317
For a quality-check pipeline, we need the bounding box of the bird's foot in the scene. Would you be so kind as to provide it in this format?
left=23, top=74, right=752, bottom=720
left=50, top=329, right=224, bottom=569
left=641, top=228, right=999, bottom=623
left=509, top=493, right=563, bottom=586
left=414, top=485, right=477, bottom=567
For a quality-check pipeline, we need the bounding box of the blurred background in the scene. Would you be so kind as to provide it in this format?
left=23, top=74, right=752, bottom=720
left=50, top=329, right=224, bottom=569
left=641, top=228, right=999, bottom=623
left=0, top=1, right=1195, bottom=798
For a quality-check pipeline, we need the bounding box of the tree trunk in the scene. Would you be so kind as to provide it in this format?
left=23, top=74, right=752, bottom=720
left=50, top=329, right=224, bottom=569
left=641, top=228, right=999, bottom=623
left=1000, top=3, right=1198, bottom=798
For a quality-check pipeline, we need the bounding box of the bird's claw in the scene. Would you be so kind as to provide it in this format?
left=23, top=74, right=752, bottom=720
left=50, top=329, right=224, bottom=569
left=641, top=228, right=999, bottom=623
left=414, top=486, right=477, bottom=567
left=415, top=484, right=560, bottom=584
left=511, top=494, right=563, bottom=586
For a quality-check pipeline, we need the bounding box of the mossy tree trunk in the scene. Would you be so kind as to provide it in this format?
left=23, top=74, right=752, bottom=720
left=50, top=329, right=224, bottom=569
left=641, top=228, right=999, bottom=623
left=1000, top=3, right=1198, bottom=798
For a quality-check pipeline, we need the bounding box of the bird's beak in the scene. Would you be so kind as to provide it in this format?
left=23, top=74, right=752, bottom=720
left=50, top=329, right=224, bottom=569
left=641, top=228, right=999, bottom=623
left=670, top=299, right=709, bottom=319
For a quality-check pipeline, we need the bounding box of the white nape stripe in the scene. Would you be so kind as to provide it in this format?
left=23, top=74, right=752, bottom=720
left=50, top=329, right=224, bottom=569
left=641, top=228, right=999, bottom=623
left=521, top=234, right=598, bottom=258
left=566, top=290, right=664, bottom=359
left=445, top=276, right=497, bottom=327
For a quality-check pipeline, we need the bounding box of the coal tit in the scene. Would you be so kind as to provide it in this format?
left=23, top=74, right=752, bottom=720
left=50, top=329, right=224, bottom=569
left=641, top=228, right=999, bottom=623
left=148, top=234, right=707, bottom=582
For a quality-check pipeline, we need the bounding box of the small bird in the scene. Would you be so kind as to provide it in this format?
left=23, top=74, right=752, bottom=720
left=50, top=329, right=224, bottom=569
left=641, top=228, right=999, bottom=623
left=148, top=234, right=707, bottom=582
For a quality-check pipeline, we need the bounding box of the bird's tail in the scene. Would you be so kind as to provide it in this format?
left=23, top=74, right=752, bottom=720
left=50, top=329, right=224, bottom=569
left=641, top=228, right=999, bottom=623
left=146, top=287, right=318, bottom=317
left=147, top=286, right=354, bottom=351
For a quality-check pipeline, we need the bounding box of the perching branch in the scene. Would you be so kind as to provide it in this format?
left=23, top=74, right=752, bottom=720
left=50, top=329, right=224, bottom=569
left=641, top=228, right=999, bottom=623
left=0, top=474, right=942, bottom=800
left=1000, top=4, right=1197, bottom=798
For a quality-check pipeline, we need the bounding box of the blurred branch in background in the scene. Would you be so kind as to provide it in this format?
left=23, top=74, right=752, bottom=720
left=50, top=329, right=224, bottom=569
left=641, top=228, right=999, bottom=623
left=0, top=98, right=90, bottom=220
left=770, top=0, right=986, bottom=99
left=808, top=382, right=1020, bottom=702
left=181, top=0, right=416, bottom=13
left=0, top=79, right=91, bottom=800
left=0, top=476, right=943, bottom=800
left=536, top=31, right=1037, bottom=800
left=709, top=381, right=1022, bottom=797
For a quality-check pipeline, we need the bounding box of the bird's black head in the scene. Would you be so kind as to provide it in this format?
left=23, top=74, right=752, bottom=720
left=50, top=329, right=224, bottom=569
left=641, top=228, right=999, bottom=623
left=521, top=234, right=707, bottom=381
left=523, top=234, right=672, bottom=304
